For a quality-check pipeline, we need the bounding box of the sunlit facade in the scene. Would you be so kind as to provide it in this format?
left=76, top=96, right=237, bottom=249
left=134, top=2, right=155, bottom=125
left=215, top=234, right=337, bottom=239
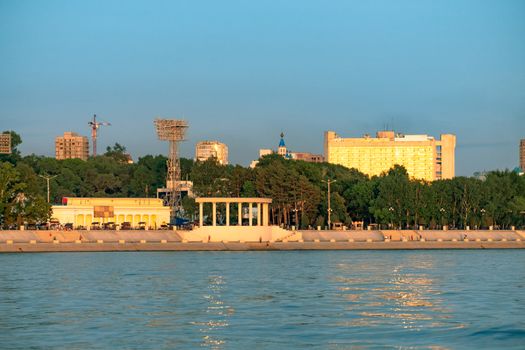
left=51, top=197, right=170, bottom=228
left=324, top=130, right=456, bottom=181
left=195, top=140, right=229, bottom=165
left=55, top=132, right=89, bottom=160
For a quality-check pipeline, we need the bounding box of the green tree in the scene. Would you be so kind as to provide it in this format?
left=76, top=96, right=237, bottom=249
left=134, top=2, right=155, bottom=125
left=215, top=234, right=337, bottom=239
left=104, top=143, right=130, bottom=163
left=0, top=162, right=23, bottom=225
left=191, top=158, right=228, bottom=196
left=342, top=176, right=375, bottom=225
left=0, top=161, right=50, bottom=227
left=181, top=196, right=197, bottom=220
left=370, top=165, right=411, bottom=228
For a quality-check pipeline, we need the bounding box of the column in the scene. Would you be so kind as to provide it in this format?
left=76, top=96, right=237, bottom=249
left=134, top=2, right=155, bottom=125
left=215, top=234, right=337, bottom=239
left=226, top=202, right=230, bottom=226
left=257, top=203, right=261, bottom=226
left=212, top=202, right=217, bottom=226
left=238, top=202, right=242, bottom=226
left=199, top=202, right=204, bottom=227
left=249, top=202, right=253, bottom=226
left=263, top=203, right=269, bottom=226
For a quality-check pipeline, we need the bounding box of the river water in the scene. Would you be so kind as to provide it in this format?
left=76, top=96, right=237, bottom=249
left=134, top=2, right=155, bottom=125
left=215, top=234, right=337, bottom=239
left=0, top=251, right=524, bottom=349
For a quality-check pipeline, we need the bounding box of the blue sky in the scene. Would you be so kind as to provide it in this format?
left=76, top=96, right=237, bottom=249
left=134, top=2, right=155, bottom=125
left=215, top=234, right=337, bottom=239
left=1, top=0, right=524, bottom=175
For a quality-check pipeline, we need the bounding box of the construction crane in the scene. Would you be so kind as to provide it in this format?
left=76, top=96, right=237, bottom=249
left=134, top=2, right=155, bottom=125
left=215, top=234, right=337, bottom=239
left=88, top=114, right=111, bottom=157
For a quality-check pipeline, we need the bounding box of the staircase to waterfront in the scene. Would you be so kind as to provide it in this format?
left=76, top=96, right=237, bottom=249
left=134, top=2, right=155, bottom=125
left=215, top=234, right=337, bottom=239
left=275, top=229, right=303, bottom=242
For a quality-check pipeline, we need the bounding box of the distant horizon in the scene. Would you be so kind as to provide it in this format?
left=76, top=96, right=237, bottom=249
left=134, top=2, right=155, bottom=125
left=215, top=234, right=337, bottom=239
left=2, top=120, right=525, bottom=176
left=1, top=0, right=524, bottom=175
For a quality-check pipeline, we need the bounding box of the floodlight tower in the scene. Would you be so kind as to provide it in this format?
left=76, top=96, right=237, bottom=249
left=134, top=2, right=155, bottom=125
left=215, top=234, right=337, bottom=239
left=154, top=118, right=188, bottom=219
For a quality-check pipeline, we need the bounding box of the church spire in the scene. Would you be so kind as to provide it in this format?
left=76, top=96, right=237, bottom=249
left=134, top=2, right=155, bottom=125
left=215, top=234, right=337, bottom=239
left=279, top=132, right=286, bottom=147
left=278, top=132, right=288, bottom=157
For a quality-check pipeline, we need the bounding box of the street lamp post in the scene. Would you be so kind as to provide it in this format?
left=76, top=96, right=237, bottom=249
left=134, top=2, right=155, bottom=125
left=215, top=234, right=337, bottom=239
left=322, top=179, right=336, bottom=230
left=440, top=207, right=445, bottom=229
left=39, top=174, right=58, bottom=203
left=292, top=205, right=299, bottom=228
left=388, top=206, right=395, bottom=229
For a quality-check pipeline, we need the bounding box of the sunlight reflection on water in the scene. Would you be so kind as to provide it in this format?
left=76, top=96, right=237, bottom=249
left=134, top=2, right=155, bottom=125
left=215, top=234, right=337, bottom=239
left=0, top=251, right=524, bottom=349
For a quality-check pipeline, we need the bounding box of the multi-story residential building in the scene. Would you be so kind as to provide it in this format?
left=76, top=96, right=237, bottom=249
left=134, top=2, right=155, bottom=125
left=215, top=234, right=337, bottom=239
left=290, top=152, right=324, bottom=163
left=0, top=133, right=11, bottom=154
left=520, top=139, right=525, bottom=171
left=55, top=132, right=89, bottom=160
left=324, top=130, right=456, bottom=181
left=195, top=140, right=228, bottom=165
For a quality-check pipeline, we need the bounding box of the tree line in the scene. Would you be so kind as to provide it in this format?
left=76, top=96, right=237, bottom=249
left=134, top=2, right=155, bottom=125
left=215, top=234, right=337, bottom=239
left=1, top=130, right=524, bottom=229
left=188, top=154, right=525, bottom=230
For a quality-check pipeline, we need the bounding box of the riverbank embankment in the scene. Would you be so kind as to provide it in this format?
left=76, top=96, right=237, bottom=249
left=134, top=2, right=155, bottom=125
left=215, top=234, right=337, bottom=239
left=0, top=229, right=524, bottom=252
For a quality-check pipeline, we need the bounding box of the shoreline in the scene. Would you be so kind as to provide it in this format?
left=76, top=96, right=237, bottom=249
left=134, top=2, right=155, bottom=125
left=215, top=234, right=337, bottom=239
left=1, top=240, right=524, bottom=252
left=1, top=229, right=524, bottom=252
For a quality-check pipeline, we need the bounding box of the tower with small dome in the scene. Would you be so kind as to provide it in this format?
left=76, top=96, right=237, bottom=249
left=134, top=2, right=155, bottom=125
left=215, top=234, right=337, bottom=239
left=250, top=131, right=324, bottom=168
left=277, top=132, right=288, bottom=157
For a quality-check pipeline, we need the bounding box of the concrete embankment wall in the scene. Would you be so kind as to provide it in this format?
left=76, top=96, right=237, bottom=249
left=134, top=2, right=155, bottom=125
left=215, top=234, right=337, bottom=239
left=1, top=229, right=523, bottom=244
left=0, top=230, right=183, bottom=243
left=180, top=226, right=292, bottom=242
left=0, top=226, right=293, bottom=244
left=1, top=240, right=524, bottom=253
left=299, top=230, right=524, bottom=242
left=301, top=230, right=385, bottom=241
left=0, top=226, right=525, bottom=243
left=1, top=229, right=524, bottom=252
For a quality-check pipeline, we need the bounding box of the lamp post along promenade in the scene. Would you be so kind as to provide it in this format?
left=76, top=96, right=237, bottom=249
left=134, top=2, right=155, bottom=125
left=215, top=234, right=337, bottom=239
left=322, top=179, right=336, bottom=229
left=39, top=174, right=58, bottom=203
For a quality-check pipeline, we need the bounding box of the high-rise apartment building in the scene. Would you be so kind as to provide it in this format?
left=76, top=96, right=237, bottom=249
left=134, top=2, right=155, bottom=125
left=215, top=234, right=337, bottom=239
left=520, top=139, right=525, bottom=171
left=195, top=140, right=228, bottom=165
left=324, top=130, right=456, bottom=181
left=0, top=133, right=11, bottom=154
left=55, top=132, right=89, bottom=160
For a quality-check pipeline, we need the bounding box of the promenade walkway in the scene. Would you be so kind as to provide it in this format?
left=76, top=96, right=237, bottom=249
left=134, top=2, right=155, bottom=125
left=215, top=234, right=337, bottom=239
left=0, top=229, right=523, bottom=252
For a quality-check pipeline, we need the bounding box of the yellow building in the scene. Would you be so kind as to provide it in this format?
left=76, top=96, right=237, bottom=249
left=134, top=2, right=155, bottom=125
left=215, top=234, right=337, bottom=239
left=51, top=197, right=171, bottom=229
left=195, top=140, right=228, bottom=165
left=55, top=132, right=89, bottom=160
left=324, top=130, right=456, bottom=181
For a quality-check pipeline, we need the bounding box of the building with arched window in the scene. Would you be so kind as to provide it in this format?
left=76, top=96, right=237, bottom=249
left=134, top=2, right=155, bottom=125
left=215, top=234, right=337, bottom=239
left=51, top=197, right=171, bottom=229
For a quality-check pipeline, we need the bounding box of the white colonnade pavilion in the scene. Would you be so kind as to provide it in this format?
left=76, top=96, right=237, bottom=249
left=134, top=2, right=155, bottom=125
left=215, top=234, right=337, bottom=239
left=195, top=198, right=272, bottom=227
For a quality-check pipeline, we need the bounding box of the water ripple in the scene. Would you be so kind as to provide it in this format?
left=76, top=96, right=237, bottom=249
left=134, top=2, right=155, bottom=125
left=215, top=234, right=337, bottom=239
left=0, top=251, right=524, bottom=349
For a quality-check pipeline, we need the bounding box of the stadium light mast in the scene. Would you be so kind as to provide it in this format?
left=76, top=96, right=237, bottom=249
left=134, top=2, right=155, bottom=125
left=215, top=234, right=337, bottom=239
left=154, top=118, right=188, bottom=221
